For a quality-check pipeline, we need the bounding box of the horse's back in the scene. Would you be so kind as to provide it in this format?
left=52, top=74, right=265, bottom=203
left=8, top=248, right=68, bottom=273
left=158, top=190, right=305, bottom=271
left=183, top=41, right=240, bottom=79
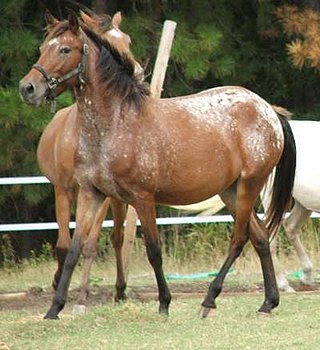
left=160, top=86, right=283, bottom=174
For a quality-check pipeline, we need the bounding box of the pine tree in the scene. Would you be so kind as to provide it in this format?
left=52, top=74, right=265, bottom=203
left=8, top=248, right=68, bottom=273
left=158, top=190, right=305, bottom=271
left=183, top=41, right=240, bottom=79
left=276, top=4, right=320, bottom=70
left=0, top=0, right=75, bottom=259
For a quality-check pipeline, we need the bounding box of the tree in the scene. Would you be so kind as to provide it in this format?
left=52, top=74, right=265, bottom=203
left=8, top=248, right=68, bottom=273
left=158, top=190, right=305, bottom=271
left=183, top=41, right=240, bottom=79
left=1, top=0, right=320, bottom=261
left=276, top=4, right=320, bottom=70
left=92, top=0, right=119, bottom=15
left=0, top=0, right=74, bottom=260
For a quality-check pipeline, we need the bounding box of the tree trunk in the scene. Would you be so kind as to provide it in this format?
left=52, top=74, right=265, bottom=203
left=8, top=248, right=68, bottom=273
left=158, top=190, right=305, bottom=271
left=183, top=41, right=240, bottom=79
left=305, top=0, right=320, bottom=11
left=92, top=0, right=119, bottom=15
left=151, top=0, right=164, bottom=21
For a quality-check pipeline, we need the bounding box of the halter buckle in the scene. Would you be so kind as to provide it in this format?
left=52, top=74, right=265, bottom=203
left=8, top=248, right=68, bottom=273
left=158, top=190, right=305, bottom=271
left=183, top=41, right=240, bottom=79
left=83, top=43, right=89, bottom=56
left=48, top=77, right=58, bottom=90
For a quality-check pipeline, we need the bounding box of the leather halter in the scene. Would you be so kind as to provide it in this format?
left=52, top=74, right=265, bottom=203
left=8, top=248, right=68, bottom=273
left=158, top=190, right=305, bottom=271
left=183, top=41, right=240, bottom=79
left=32, top=36, right=89, bottom=113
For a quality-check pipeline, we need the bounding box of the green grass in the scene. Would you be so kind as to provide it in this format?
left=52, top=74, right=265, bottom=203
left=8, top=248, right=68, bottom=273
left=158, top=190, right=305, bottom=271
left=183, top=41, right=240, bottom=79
left=0, top=221, right=319, bottom=350
left=0, top=256, right=319, bottom=350
left=0, top=294, right=319, bottom=350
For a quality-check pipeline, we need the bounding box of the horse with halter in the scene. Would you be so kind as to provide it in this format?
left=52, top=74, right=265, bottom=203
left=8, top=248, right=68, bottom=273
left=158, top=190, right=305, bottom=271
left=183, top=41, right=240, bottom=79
left=19, top=12, right=296, bottom=319
left=36, top=10, right=143, bottom=307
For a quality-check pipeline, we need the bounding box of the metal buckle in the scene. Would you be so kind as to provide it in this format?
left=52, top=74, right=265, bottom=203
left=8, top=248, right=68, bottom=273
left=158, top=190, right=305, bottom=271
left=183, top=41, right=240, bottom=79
left=83, top=43, right=89, bottom=55
left=48, top=77, right=58, bottom=90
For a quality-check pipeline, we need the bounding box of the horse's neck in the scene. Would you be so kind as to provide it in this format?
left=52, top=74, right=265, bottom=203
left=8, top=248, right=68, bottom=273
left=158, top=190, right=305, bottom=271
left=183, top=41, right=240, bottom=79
left=75, top=80, right=118, bottom=128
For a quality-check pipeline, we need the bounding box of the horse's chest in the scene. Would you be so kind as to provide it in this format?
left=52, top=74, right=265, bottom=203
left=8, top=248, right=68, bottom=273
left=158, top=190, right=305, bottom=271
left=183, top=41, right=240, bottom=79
left=80, top=163, right=128, bottom=200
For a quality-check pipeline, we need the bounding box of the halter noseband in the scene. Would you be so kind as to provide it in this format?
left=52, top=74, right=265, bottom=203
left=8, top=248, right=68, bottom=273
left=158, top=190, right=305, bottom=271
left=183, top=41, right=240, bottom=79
left=32, top=36, right=89, bottom=113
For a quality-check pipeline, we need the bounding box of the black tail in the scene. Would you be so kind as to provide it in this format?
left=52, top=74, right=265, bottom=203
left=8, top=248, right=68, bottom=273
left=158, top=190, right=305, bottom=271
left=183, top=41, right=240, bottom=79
left=265, top=111, right=296, bottom=234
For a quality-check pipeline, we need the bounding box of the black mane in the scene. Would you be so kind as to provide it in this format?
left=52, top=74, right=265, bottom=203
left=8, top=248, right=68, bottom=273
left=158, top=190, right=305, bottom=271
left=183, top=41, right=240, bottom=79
left=82, top=26, right=150, bottom=109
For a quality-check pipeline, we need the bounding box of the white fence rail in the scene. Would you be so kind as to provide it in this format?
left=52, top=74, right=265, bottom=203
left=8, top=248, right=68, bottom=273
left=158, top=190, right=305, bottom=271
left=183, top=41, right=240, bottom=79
left=0, top=176, right=50, bottom=185
left=1, top=176, right=319, bottom=232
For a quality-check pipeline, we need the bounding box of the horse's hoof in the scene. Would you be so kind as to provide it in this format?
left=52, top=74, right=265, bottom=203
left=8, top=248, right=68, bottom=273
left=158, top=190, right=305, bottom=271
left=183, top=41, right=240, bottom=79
left=44, top=313, right=59, bottom=320
left=72, top=304, right=87, bottom=315
left=114, top=293, right=127, bottom=303
left=159, top=305, right=169, bottom=316
left=257, top=311, right=271, bottom=317
left=199, top=306, right=215, bottom=319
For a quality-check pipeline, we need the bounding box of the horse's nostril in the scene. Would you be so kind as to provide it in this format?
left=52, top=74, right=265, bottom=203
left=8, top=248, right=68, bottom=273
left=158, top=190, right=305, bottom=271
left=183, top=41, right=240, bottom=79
left=26, top=83, right=35, bottom=94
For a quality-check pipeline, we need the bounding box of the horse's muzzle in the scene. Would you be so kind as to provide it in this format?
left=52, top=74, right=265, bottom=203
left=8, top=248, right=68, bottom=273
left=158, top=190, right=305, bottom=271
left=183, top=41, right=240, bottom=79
left=19, top=80, right=47, bottom=106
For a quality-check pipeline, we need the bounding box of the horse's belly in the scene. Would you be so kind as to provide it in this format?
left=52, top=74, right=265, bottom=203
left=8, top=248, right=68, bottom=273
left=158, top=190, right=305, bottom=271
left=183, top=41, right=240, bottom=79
left=155, top=191, right=220, bottom=206
left=154, top=171, right=237, bottom=206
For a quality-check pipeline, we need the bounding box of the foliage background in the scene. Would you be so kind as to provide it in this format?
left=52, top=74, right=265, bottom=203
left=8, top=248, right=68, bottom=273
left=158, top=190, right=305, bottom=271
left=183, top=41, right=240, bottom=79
left=1, top=0, right=320, bottom=260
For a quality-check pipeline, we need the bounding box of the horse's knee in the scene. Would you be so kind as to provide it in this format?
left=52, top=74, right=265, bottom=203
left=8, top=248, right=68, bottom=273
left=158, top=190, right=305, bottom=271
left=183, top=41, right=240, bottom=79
left=110, top=228, right=124, bottom=249
left=82, top=241, right=97, bottom=260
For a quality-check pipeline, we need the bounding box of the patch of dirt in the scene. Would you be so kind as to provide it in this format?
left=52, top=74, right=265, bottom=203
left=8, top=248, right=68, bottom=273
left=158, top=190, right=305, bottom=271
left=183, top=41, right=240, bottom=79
left=1, top=280, right=319, bottom=312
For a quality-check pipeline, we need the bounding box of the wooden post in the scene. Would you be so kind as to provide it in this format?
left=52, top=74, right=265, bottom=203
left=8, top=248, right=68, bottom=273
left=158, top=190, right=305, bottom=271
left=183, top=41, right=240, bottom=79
left=150, top=20, right=177, bottom=97
left=122, top=20, right=177, bottom=280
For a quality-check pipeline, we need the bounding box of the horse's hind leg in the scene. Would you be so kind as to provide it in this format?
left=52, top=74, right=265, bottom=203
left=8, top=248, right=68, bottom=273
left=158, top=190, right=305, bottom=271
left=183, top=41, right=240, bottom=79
left=283, top=201, right=313, bottom=284
left=200, top=177, right=278, bottom=317
left=200, top=182, right=249, bottom=317
left=248, top=213, right=279, bottom=313
left=52, top=185, right=74, bottom=290
left=74, top=197, right=111, bottom=313
left=110, top=199, right=127, bottom=302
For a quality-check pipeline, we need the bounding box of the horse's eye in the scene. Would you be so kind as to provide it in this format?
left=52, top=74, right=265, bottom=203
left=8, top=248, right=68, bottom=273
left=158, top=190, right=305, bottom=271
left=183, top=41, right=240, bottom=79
left=60, top=47, right=71, bottom=54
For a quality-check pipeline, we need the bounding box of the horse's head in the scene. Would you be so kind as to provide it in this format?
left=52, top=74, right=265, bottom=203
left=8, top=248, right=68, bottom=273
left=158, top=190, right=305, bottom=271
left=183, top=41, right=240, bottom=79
left=19, top=12, right=87, bottom=106
left=19, top=11, right=143, bottom=107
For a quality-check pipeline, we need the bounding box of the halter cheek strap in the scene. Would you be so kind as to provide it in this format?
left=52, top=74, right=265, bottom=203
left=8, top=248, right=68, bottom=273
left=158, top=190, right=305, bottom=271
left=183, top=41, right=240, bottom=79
left=32, top=38, right=89, bottom=113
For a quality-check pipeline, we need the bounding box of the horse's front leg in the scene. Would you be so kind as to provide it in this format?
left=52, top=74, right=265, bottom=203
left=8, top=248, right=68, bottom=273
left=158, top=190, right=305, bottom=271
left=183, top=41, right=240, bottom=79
left=134, top=199, right=171, bottom=315
left=44, top=187, right=105, bottom=320
left=73, top=197, right=111, bottom=314
left=110, top=199, right=127, bottom=302
left=52, top=185, right=74, bottom=290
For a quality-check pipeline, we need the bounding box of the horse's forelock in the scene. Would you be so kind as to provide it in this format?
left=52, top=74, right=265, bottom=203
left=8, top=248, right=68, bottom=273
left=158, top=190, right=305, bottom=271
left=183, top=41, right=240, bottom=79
left=44, top=21, right=70, bottom=43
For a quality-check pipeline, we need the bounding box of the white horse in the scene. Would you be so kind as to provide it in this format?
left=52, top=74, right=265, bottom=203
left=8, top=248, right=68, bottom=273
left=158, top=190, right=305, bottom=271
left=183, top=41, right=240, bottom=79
left=176, top=120, right=320, bottom=292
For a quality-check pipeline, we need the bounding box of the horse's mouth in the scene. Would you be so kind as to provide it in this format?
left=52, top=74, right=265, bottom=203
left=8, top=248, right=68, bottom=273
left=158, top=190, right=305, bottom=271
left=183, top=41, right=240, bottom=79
left=19, top=79, right=50, bottom=107
left=20, top=89, right=49, bottom=107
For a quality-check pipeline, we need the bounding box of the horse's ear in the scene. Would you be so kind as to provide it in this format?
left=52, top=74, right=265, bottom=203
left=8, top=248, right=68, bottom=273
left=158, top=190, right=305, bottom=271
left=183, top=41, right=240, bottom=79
left=68, top=10, right=79, bottom=33
left=112, top=12, right=122, bottom=28
left=44, top=10, right=59, bottom=30
left=80, top=10, right=95, bottom=28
